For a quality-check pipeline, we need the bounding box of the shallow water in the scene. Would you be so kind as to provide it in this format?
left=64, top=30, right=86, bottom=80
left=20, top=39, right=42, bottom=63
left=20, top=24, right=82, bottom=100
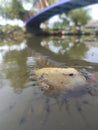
left=0, top=36, right=98, bottom=130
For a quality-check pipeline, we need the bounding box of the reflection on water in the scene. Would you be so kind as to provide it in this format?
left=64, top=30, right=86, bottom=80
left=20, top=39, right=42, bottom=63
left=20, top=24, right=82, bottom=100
left=0, top=36, right=98, bottom=130
left=27, top=36, right=98, bottom=70
left=84, top=47, right=98, bottom=63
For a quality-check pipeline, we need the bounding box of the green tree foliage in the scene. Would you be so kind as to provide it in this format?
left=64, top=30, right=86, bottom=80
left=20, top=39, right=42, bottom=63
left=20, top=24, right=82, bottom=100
left=59, top=13, right=70, bottom=28
left=52, top=8, right=91, bottom=30
left=7, top=0, right=25, bottom=20
left=68, top=8, right=91, bottom=26
left=4, top=0, right=25, bottom=20
left=0, top=6, right=4, bottom=16
left=0, top=2, right=7, bottom=17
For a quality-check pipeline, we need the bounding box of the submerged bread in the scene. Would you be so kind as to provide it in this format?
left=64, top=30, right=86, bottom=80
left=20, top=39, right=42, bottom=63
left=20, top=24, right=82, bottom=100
left=34, top=68, right=87, bottom=91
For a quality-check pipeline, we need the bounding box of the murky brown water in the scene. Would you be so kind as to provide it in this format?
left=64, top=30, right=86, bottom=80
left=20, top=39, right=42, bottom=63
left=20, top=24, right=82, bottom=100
left=0, top=35, right=98, bottom=130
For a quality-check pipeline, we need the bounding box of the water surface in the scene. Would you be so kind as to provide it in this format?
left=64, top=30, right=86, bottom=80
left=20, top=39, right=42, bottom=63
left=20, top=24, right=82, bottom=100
left=0, top=36, right=98, bottom=130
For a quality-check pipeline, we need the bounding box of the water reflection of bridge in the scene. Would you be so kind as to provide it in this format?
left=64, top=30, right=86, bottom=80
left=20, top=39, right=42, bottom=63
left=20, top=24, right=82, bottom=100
left=26, top=0, right=98, bottom=33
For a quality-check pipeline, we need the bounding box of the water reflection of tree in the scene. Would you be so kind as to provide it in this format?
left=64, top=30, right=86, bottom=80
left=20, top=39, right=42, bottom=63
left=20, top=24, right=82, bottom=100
left=41, top=37, right=88, bottom=60
left=27, top=36, right=97, bottom=70
left=3, top=48, right=31, bottom=94
left=65, top=42, right=88, bottom=59
left=26, top=36, right=98, bottom=70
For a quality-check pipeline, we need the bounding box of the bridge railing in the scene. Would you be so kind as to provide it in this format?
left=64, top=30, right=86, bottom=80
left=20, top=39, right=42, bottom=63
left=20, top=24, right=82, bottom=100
left=33, top=0, right=58, bottom=13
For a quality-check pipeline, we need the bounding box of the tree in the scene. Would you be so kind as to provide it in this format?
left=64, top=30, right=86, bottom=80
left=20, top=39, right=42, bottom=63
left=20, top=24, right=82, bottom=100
left=4, top=0, right=25, bottom=20
left=67, top=8, right=91, bottom=26
left=50, top=8, right=91, bottom=31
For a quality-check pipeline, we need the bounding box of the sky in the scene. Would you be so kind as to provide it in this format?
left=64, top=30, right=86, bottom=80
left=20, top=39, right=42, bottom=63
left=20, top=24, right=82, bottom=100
left=88, top=4, right=98, bottom=20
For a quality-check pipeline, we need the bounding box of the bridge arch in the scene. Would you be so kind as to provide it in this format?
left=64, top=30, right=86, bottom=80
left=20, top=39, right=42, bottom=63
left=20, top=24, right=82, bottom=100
left=26, top=0, right=98, bottom=33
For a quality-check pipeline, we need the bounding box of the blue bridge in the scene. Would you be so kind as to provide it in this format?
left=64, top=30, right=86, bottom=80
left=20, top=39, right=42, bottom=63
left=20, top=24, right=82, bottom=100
left=26, top=0, right=98, bottom=33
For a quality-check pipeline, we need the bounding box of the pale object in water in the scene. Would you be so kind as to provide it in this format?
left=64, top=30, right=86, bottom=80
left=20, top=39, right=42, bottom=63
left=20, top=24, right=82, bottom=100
left=34, top=68, right=87, bottom=92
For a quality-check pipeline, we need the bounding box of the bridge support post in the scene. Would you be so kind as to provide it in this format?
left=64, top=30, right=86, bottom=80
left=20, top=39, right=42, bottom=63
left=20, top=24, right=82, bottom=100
left=26, top=24, right=50, bottom=35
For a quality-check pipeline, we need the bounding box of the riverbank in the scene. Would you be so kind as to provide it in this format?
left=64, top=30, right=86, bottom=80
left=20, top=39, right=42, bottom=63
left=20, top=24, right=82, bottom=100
left=0, top=25, right=97, bottom=41
left=0, top=25, right=25, bottom=42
